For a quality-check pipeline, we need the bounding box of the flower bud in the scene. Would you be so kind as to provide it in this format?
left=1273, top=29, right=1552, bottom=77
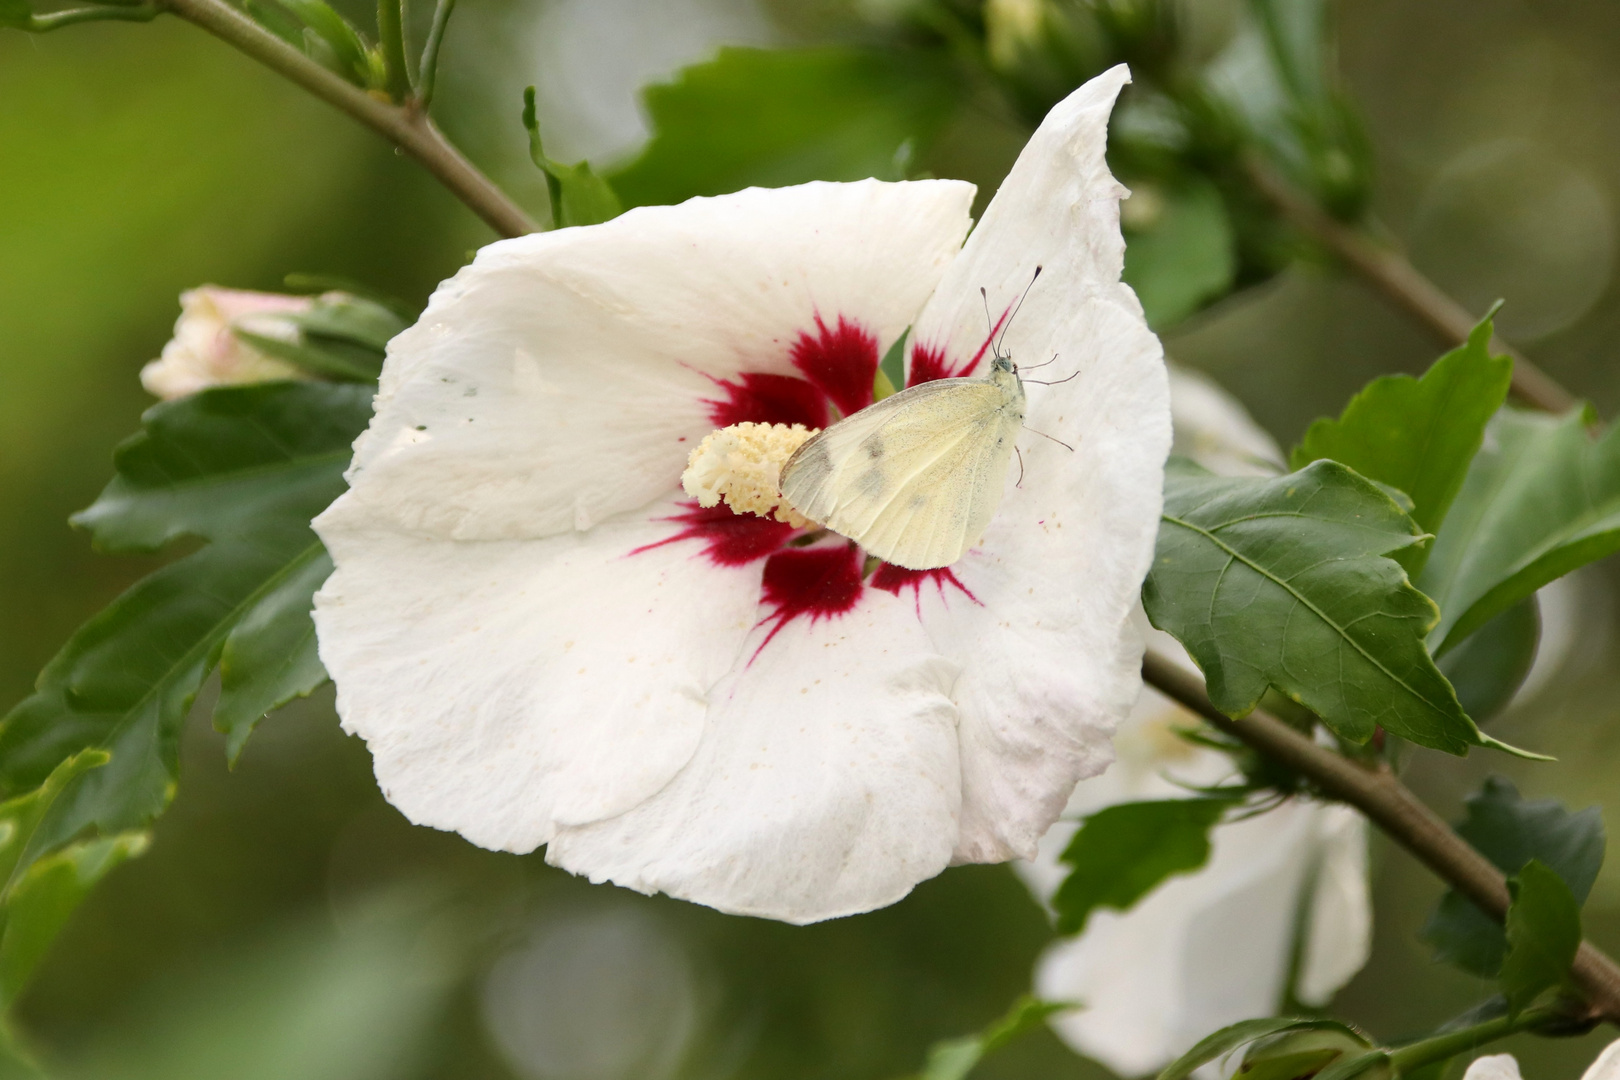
left=140, top=286, right=314, bottom=400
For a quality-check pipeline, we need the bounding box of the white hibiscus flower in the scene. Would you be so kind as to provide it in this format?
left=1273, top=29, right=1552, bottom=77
left=311, top=66, right=1171, bottom=924
left=1016, top=371, right=1372, bottom=1077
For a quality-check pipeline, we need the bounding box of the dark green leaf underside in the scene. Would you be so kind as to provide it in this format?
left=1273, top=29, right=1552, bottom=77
left=0, top=381, right=371, bottom=999
left=1422, top=777, right=1603, bottom=978
left=1500, top=859, right=1582, bottom=1015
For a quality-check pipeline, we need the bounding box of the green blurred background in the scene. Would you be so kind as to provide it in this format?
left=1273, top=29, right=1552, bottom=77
left=3, top=1, right=1620, bottom=1077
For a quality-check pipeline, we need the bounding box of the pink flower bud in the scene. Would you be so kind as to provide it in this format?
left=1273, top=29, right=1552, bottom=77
left=140, top=286, right=314, bottom=400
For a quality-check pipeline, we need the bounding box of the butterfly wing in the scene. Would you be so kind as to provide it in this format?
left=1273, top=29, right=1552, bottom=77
left=779, top=376, right=1024, bottom=569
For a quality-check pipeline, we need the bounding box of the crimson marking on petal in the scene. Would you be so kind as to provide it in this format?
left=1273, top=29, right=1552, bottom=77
left=703, top=372, right=829, bottom=429
left=752, top=542, right=866, bottom=657
left=630, top=502, right=794, bottom=567
left=907, top=306, right=1010, bottom=386
left=870, top=563, right=980, bottom=617
left=790, top=315, right=879, bottom=416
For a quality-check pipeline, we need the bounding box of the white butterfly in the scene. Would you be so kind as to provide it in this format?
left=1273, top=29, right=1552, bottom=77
left=779, top=275, right=1065, bottom=571
left=778, top=353, right=1027, bottom=570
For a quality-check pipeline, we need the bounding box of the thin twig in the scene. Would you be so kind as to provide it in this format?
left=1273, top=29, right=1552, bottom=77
left=417, top=0, right=456, bottom=108
left=1141, top=649, right=1620, bottom=1026
left=1245, top=158, right=1579, bottom=415
left=159, top=0, right=537, bottom=239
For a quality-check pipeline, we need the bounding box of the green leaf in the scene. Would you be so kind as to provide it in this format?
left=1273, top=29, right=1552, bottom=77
left=1158, top=1019, right=1370, bottom=1080
left=0, top=750, right=108, bottom=895
left=911, top=996, right=1070, bottom=1080
left=1052, top=797, right=1235, bottom=935
left=71, top=381, right=370, bottom=551
left=282, top=273, right=416, bottom=322
left=1291, top=314, right=1513, bottom=576
left=236, top=330, right=383, bottom=382
left=1144, top=459, right=1490, bottom=755
left=285, top=293, right=406, bottom=353
left=609, top=46, right=963, bottom=208
left=0, top=383, right=371, bottom=989
left=1122, top=178, right=1236, bottom=329
left=1436, top=598, right=1539, bottom=724
left=0, top=831, right=148, bottom=1003
left=1419, top=406, right=1620, bottom=654
left=1500, top=860, right=1582, bottom=1016
left=1422, top=777, right=1603, bottom=978
left=0, top=750, right=147, bottom=1007
left=228, top=289, right=398, bottom=383
left=522, top=87, right=623, bottom=229
left=214, top=544, right=333, bottom=760
left=277, top=0, right=374, bottom=87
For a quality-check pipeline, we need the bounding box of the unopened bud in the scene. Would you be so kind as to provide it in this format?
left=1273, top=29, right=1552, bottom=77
left=140, top=286, right=314, bottom=400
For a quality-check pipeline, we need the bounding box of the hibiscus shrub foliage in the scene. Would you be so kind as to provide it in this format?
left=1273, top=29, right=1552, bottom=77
left=4, top=0, right=1620, bottom=1078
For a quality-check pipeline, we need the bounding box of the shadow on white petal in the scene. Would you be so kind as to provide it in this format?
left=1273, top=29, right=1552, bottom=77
left=547, top=584, right=962, bottom=924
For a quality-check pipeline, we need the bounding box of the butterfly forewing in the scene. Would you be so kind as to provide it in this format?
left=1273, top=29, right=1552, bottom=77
left=779, top=374, right=1025, bottom=569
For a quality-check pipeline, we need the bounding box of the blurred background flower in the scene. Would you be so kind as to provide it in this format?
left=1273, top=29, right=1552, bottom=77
left=4, top=0, right=1620, bottom=1077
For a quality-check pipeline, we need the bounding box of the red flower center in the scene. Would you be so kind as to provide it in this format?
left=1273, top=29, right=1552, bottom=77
left=640, top=313, right=989, bottom=647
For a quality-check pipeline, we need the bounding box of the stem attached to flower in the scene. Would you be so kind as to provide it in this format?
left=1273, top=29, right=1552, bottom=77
left=1244, top=158, right=1578, bottom=415
left=1140, top=649, right=1620, bottom=1027
left=158, top=0, right=538, bottom=239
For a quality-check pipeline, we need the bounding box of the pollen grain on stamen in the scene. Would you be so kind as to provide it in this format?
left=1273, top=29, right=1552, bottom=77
left=681, top=422, right=821, bottom=528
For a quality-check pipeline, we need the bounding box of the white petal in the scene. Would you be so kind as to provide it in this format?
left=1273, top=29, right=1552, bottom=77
left=910, top=64, right=1136, bottom=372
left=1034, top=798, right=1342, bottom=1077
left=547, top=570, right=962, bottom=924
left=1295, top=805, right=1372, bottom=1006
left=328, top=179, right=974, bottom=541
left=924, top=296, right=1168, bottom=862
left=897, top=67, right=1170, bottom=862
left=1463, top=1054, right=1525, bottom=1080
left=1582, top=1038, right=1620, bottom=1080
left=313, top=493, right=764, bottom=851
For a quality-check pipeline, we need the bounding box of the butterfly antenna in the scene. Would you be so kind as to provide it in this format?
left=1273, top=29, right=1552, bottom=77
left=1025, top=426, right=1074, bottom=452
left=980, top=287, right=999, bottom=357
left=996, top=265, right=1043, bottom=357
